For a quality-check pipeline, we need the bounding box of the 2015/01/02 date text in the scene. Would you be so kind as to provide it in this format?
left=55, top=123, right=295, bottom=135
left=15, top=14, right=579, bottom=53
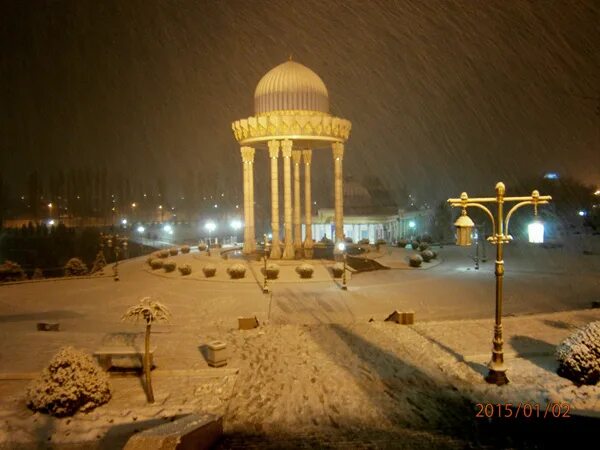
left=475, top=402, right=571, bottom=419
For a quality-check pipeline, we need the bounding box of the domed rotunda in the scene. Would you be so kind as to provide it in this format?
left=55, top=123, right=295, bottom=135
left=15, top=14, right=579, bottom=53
left=232, top=60, right=352, bottom=259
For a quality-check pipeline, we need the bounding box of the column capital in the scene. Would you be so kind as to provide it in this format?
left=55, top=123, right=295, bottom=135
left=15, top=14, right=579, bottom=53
left=281, top=139, right=293, bottom=158
left=267, top=140, right=280, bottom=159
left=332, top=142, right=344, bottom=161
left=241, top=146, right=255, bottom=163
left=302, top=149, right=312, bottom=164
left=292, top=150, right=302, bottom=164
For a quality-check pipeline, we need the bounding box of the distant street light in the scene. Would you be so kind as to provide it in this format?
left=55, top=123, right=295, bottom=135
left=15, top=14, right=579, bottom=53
left=448, top=182, right=551, bottom=386
left=337, top=242, right=348, bottom=290
left=137, top=225, right=145, bottom=233
left=231, top=220, right=242, bottom=244
left=205, top=221, right=216, bottom=247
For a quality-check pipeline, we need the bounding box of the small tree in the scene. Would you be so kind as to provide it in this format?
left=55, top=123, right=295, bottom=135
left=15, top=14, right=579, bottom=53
left=121, top=297, right=171, bottom=403
left=64, top=258, right=88, bottom=277
left=90, top=250, right=107, bottom=274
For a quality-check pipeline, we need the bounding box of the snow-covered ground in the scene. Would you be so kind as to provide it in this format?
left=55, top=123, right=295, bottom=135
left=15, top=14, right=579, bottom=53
left=0, top=240, right=598, bottom=448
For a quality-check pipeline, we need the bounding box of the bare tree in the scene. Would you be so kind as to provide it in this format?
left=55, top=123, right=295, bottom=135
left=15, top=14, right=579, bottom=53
left=121, top=297, right=170, bottom=403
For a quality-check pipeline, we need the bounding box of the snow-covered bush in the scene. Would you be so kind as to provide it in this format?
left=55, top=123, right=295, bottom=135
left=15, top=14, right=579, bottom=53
left=64, top=258, right=88, bottom=277
left=32, top=268, right=44, bottom=280
left=168, top=247, right=178, bottom=256
left=409, top=254, right=423, bottom=267
left=556, top=321, right=600, bottom=385
left=0, top=260, right=26, bottom=282
left=421, top=249, right=434, bottom=262
left=296, top=263, right=314, bottom=279
left=27, top=346, right=111, bottom=417
left=397, top=238, right=408, bottom=248
left=180, top=245, right=191, bottom=254
left=358, top=238, right=370, bottom=245
left=198, top=242, right=208, bottom=251
left=163, top=260, right=176, bottom=272
left=178, top=264, right=192, bottom=275
left=421, top=234, right=433, bottom=243
left=331, top=263, right=344, bottom=278
left=90, top=251, right=107, bottom=274
left=418, top=242, right=430, bottom=251
left=157, top=250, right=169, bottom=259
left=202, top=264, right=216, bottom=277
left=410, top=241, right=420, bottom=250
left=150, top=259, right=164, bottom=270
left=344, top=236, right=353, bottom=243
left=264, top=263, right=280, bottom=280
left=431, top=250, right=438, bottom=259
left=227, top=263, right=246, bottom=279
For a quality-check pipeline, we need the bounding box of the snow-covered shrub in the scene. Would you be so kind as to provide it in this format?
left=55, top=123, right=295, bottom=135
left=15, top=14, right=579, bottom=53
left=32, top=268, right=44, bottom=280
left=202, top=264, right=216, bottom=277
left=163, top=260, right=176, bottom=272
left=178, top=264, right=192, bottom=275
left=198, top=242, right=208, bottom=251
left=556, top=321, right=600, bottom=385
left=26, top=346, right=111, bottom=417
left=409, top=254, right=423, bottom=267
left=431, top=250, right=438, bottom=259
left=168, top=247, right=178, bottom=256
left=157, top=250, right=169, bottom=259
left=421, top=234, right=433, bottom=243
left=296, top=263, right=314, bottom=279
left=397, top=239, right=408, bottom=248
left=418, top=242, right=430, bottom=251
left=410, top=241, right=420, bottom=250
left=180, top=245, right=191, bottom=254
left=344, top=236, right=353, bottom=243
left=150, top=259, right=164, bottom=270
left=264, top=263, right=280, bottom=280
left=90, top=251, right=107, bottom=274
left=331, top=263, right=344, bottom=278
left=0, top=260, right=26, bottom=282
left=64, top=258, right=88, bottom=277
left=358, top=238, right=370, bottom=245
left=421, top=249, right=434, bottom=262
left=227, top=263, right=246, bottom=279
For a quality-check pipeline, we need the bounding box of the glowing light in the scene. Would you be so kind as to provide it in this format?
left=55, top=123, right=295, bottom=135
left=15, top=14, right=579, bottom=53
left=158, top=205, right=163, bottom=209
left=163, top=224, right=173, bottom=235
left=408, top=220, right=416, bottom=229
left=214, top=204, right=218, bottom=208
left=137, top=226, right=145, bottom=233
left=205, top=221, right=216, bottom=232
left=47, top=203, right=53, bottom=208
left=131, top=202, right=137, bottom=208
left=230, top=220, right=242, bottom=230
left=578, top=210, right=587, bottom=217
left=47, top=219, right=55, bottom=226
left=528, top=220, right=545, bottom=244
left=337, top=242, right=346, bottom=252
left=544, top=172, right=559, bottom=180
left=121, top=219, right=127, bottom=225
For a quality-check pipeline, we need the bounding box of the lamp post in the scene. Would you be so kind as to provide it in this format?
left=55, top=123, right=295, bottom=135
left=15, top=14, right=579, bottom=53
left=337, top=242, right=348, bottom=290
left=100, top=233, right=129, bottom=281
left=262, top=234, right=270, bottom=293
left=448, top=182, right=551, bottom=385
left=231, top=219, right=242, bottom=245
left=205, top=221, right=216, bottom=256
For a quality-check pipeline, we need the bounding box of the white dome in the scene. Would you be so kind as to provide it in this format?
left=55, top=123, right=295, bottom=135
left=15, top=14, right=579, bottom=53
left=254, top=61, right=329, bottom=115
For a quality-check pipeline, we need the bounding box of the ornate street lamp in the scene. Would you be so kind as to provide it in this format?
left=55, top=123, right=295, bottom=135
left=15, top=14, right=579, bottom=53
left=100, top=233, right=129, bottom=281
left=448, top=182, right=551, bottom=386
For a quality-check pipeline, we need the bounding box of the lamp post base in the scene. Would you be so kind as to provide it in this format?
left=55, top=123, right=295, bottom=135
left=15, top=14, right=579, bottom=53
left=485, top=369, right=509, bottom=386
left=341, top=284, right=347, bottom=291
left=262, top=286, right=270, bottom=294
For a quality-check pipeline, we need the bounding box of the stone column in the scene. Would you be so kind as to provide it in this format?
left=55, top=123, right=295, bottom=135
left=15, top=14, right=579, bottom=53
left=268, top=140, right=282, bottom=259
left=241, top=146, right=256, bottom=254
left=302, top=149, right=313, bottom=257
left=332, top=142, right=344, bottom=247
left=281, top=139, right=295, bottom=259
left=292, top=150, right=303, bottom=255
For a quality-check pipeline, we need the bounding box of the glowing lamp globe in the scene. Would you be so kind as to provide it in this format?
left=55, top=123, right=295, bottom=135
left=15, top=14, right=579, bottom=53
left=528, top=220, right=545, bottom=244
left=454, top=213, right=475, bottom=246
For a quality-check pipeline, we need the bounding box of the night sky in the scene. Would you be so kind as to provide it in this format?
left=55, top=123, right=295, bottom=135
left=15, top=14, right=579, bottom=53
left=1, top=0, right=598, bottom=204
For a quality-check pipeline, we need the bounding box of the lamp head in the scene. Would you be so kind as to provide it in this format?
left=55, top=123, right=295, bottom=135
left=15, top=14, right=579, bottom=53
left=454, top=211, right=475, bottom=246
left=528, top=219, right=545, bottom=244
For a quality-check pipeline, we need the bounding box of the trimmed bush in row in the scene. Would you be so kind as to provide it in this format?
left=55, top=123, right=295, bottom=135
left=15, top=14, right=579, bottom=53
left=227, top=263, right=246, bottom=279
left=180, top=245, right=191, bottom=254
left=163, top=260, right=176, bottom=272
left=296, top=263, right=314, bottom=279
left=409, top=254, right=423, bottom=267
left=202, top=264, right=216, bottom=277
left=178, top=264, right=192, bottom=275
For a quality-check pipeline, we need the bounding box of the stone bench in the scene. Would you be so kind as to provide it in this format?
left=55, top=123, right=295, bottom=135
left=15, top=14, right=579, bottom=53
left=93, top=346, right=156, bottom=371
